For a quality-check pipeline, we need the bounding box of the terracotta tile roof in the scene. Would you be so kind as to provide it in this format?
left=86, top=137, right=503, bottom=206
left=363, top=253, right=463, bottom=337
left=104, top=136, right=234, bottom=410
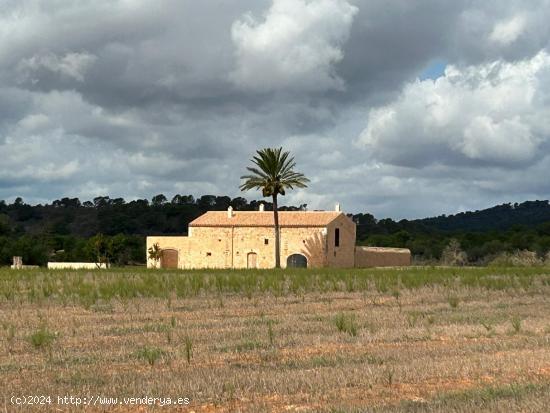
left=189, top=211, right=343, bottom=227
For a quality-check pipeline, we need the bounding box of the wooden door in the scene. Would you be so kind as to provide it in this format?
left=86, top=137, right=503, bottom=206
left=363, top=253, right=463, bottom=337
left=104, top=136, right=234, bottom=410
left=161, top=249, right=178, bottom=269
left=247, top=252, right=257, bottom=269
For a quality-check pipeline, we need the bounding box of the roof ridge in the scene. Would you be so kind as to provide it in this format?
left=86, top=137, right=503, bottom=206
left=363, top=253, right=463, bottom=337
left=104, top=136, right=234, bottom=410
left=189, top=210, right=345, bottom=227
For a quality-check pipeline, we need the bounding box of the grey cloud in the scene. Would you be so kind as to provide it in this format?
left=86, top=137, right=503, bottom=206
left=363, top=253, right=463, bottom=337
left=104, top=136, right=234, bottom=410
left=448, top=0, right=550, bottom=64
left=336, top=0, right=464, bottom=99
left=1, top=0, right=550, bottom=219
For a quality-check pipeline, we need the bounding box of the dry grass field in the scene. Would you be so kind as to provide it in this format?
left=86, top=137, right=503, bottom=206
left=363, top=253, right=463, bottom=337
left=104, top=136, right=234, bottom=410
left=1, top=267, right=549, bottom=412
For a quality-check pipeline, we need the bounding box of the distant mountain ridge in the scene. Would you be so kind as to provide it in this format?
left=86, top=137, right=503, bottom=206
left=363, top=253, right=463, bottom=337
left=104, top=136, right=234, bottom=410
left=413, top=200, right=550, bottom=232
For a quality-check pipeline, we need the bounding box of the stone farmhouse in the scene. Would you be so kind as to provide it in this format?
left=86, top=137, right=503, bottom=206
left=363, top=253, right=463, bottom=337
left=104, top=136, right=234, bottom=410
left=147, top=204, right=411, bottom=269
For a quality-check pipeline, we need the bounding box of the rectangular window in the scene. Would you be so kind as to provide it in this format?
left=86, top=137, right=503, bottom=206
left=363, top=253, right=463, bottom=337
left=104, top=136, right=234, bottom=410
left=335, top=228, right=340, bottom=247
left=264, top=238, right=269, bottom=245
left=206, top=252, right=212, bottom=257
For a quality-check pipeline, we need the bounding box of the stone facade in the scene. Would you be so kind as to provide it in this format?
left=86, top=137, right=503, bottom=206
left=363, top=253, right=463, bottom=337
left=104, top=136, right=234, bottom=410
left=147, top=206, right=357, bottom=269
left=146, top=206, right=410, bottom=269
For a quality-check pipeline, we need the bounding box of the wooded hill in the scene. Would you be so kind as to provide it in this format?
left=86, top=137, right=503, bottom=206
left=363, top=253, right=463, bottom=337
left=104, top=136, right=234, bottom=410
left=1, top=195, right=550, bottom=266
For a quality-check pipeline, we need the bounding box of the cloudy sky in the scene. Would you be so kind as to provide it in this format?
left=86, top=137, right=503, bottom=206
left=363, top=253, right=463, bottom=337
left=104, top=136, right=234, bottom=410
left=1, top=0, right=550, bottom=219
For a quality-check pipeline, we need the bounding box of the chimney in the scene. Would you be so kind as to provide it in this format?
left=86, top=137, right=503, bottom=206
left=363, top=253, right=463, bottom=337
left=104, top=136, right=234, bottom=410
left=335, top=203, right=341, bottom=212
left=259, top=203, right=265, bottom=212
left=227, top=206, right=234, bottom=218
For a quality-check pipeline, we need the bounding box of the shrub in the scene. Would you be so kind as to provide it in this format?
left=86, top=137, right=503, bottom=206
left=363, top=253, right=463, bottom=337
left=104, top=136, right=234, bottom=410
left=441, top=239, right=468, bottom=266
left=511, top=316, right=522, bottom=334
left=333, top=313, right=358, bottom=337
left=28, top=325, right=57, bottom=349
left=136, top=346, right=166, bottom=366
left=489, top=250, right=542, bottom=267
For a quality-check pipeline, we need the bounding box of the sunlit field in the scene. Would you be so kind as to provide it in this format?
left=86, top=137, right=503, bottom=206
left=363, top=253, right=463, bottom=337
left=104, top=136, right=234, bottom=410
left=1, top=267, right=549, bottom=412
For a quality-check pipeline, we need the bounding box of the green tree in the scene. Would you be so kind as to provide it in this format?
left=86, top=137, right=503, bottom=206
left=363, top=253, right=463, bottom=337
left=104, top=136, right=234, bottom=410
left=151, top=194, right=168, bottom=206
left=0, top=214, right=11, bottom=235
left=240, top=147, right=309, bottom=268
left=88, top=233, right=113, bottom=267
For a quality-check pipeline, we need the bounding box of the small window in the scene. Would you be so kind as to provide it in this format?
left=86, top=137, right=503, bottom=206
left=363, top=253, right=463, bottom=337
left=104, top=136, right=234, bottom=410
left=264, top=238, right=269, bottom=245
left=335, top=228, right=340, bottom=247
left=206, top=252, right=212, bottom=257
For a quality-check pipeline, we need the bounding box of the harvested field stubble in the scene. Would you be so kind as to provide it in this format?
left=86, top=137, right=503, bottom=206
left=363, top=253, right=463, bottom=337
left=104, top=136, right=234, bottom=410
left=1, top=266, right=549, bottom=412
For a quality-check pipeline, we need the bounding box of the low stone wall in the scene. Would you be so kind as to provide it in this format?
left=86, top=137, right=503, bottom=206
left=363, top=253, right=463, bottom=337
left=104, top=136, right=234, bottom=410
left=47, top=262, right=108, bottom=270
left=355, top=247, right=411, bottom=268
left=10, top=265, right=39, bottom=269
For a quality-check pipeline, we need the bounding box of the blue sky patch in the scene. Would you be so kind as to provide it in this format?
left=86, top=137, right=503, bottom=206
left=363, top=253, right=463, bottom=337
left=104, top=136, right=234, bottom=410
left=419, top=60, right=447, bottom=80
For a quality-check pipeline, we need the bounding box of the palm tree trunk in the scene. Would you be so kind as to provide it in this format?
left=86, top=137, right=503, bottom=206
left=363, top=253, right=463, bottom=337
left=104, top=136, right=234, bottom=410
left=272, top=194, right=281, bottom=268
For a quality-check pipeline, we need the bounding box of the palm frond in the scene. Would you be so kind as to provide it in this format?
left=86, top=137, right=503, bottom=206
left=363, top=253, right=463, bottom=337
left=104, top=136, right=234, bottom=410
left=240, top=146, right=309, bottom=197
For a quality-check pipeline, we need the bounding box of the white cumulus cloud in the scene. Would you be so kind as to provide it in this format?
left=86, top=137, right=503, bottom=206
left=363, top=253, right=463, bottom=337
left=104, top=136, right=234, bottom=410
left=230, top=0, right=358, bottom=92
left=358, top=51, right=550, bottom=167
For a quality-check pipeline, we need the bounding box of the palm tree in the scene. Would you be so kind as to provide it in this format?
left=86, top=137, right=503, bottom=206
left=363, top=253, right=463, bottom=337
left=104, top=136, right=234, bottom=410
left=240, top=147, right=310, bottom=268
left=147, top=242, right=163, bottom=268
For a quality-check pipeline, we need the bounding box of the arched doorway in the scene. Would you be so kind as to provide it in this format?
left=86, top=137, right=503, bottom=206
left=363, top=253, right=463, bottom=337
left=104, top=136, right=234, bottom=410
left=161, top=249, right=178, bottom=269
left=287, top=254, right=307, bottom=268
left=247, top=252, right=258, bottom=269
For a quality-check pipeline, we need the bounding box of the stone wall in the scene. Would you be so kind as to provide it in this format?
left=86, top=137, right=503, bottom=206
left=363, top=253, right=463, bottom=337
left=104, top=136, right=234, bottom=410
left=279, top=226, right=327, bottom=268
left=47, top=262, right=108, bottom=269
left=326, top=214, right=357, bottom=268
left=186, top=226, right=331, bottom=269
left=354, top=247, right=411, bottom=268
